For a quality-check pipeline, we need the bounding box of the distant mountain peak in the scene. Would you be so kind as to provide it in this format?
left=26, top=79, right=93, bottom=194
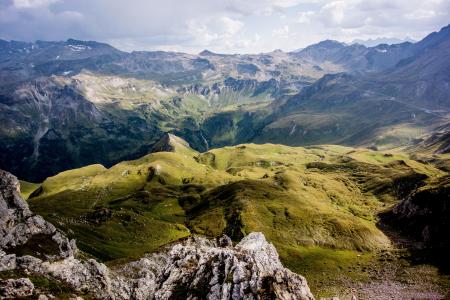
left=65, top=38, right=117, bottom=49
left=66, top=38, right=85, bottom=44
left=313, top=39, right=346, bottom=49
left=151, top=133, right=195, bottom=154
left=199, top=49, right=217, bottom=56
left=293, top=40, right=348, bottom=57
left=438, top=23, right=450, bottom=34
left=352, top=37, right=416, bottom=47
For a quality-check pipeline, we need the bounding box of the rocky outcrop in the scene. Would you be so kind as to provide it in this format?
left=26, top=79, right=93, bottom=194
left=0, top=170, right=76, bottom=259
left=0, top=169, right=315, bottom=299
left=1, top=233, right=314, bottom=299
left=119, top=233, right=314, bottom=300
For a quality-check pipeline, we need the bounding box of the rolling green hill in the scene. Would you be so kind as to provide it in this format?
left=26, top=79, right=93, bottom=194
left=25, top=135, right=448, bottom=296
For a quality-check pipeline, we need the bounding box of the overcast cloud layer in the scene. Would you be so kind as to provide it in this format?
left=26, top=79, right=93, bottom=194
left=0, top=0, right=449, bottom=53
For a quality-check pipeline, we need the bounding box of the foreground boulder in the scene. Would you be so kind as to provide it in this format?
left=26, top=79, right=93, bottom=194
left=118, top=233, right=314, bottom=299
left=0, top=169, right=76, bottom=259
left=0, top=169, right=315, bottom=299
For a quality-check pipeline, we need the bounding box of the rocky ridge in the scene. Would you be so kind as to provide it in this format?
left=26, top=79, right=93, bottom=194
left=0, top=169, right=314, bottom=299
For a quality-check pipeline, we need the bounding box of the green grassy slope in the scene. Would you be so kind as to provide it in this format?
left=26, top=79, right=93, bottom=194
left=19, top=180, right=40, bottom=200
left=27, top=140, right=447, bottom=296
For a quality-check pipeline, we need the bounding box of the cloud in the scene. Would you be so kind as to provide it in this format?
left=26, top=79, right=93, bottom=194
left=297, top=11, right=314, bottom=24
left=303, top=0, right=450, bottom=42
left=315, top=0, right=450, bottom=30
left=272, top=25, right=290, bottom=38
left=224, top=0, right=306, bottom=16
left=0, top=0, right=448, bottom=53
left=184, top=16, right=259, bottom=53
left=13, top=0, right=59, bottom=8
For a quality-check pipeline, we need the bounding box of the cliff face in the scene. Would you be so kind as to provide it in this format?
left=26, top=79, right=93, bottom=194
left=0, top=169, right=314, bottom=299
left=0, top=77, right=107, bottom=182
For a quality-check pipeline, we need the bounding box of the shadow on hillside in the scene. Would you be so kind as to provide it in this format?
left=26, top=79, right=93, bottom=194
left=377, top=217, right=450, bottom=275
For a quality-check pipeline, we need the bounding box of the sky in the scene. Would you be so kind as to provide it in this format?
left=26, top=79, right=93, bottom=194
left=0, top=0, right=449, bottom=54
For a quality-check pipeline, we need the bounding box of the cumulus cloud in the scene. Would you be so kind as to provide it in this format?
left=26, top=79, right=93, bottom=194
left=0, top=0, right=448, bottom=53
left=14, top=0, right=58, bottom=8
left=273, top=25, right=290, bottom=38
left=13, top=0, right=59, bottom=8
left=297, top=11, right=314, bottom=24
left=224, top=0, right=307, bottom=16
left=187, top=16, right=244, bottom=49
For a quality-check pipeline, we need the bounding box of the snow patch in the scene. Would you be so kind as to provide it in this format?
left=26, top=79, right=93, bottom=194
left=67, top=45, right=92, bottom=52
left=289, top=124, right=297, bottom=136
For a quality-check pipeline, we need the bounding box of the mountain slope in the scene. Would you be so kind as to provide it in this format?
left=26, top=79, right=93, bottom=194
left=411, top=122, right=450, bottom=155
left=292, top=39, right=416, bottom=72
left=0, top=75, right=169, bottom=181
left=226, top=25, right=450, bottom=149
left=0, top=39, right=123, bottom=85
left=24, top=135, right=450, bottom=295
left=292, top=25, right=450, bottom=74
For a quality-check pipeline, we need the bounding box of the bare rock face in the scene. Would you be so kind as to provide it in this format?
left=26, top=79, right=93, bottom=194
left=4, top=234, right=314, bottom=299
left=0, top=169, right=76, bottom=259
left=118, top=233, right=315, bottom=300
left=0, top=169, right=315, bottom=299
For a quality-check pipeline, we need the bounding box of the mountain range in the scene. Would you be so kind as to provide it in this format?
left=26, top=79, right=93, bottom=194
left=351, top=37, right=416, bottom=47
left=0, top=23, right=450, bottom=299
left=1, top=25, right=449, bottom=182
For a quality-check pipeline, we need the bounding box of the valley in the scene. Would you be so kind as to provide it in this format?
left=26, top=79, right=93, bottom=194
left=1, top=25, right=449, bottom=183
left=0, top=20, right=449, bottom=300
